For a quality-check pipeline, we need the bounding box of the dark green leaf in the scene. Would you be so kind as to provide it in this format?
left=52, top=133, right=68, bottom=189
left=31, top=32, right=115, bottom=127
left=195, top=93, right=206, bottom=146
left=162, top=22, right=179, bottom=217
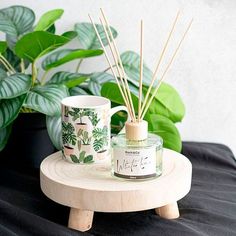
left=46, top=24, right=56, bottom=34
left=0, top=6, right=35, bottom=37
left=15, top=31, right=73, bottom=62
left=74, top=22, right=118, bottom=49
left=0, top=124, right=12, bottom=151
left=48, top=71, right=89, bottom=88
left=46, top=115, right=62, bottom=150
left=70, top=154, right=79, bottom=163
left=121, top=51, right=153, bottom=87
left=34, top=9, right=64, bottom=31
left=147, top=114, right=182, bottom=152
left=24, top=84, right=69, bottom=116
left=83, top=155, right=93, bottom=163
left=0, top=94, right=26, bottom=128
left=42, top=48, right=103, bottom=70
left=0, top=73, right=31, bottom=99
left=0, top=41, right=7, bottom=53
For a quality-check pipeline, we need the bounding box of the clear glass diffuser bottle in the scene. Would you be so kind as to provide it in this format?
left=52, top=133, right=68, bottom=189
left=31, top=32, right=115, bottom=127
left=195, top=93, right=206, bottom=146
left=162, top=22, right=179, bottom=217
left=111, top=120, right=163, bottom=180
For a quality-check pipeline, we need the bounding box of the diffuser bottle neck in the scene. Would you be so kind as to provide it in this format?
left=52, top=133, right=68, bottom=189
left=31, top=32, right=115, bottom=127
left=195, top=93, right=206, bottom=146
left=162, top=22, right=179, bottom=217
left=125, top=120, right=148, bottom=141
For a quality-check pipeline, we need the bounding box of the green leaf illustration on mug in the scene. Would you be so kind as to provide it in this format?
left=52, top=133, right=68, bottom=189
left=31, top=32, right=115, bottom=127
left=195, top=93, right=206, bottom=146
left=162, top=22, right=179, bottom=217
left=62, top=121, right=76, bottom=146
left=62, top=121, right=77, bottom=157
left=86, top=110, right=100, bottom=126
left=68, top=108, right=100, bottom=127
left=93, top=126, right=108, bottom=152
left=77, top=129, right=92, bottom=145
left=70, top=151, right=94, bottom=163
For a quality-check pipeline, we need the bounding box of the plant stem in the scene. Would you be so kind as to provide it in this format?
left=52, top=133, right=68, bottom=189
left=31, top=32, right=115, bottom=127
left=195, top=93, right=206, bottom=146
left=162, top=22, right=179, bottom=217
left=103, top=64, right=117, bottom=72
left=0, top=57, right=12, bottom=74
left=75, top=59, right=83, bottom=72
left=41, top=70, right=50, bottom=85
left=20, top=59, right=25, bottom=73
left=20, top=107, right=35, bottom=113
left=31, top=61, right=37, bottom=85
left=0, top=55, right=16, bottom=73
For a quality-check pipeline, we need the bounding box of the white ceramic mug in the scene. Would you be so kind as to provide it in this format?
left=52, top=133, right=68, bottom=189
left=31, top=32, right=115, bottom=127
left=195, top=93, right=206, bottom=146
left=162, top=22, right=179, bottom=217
left=61, top=95, right=128, bottom=164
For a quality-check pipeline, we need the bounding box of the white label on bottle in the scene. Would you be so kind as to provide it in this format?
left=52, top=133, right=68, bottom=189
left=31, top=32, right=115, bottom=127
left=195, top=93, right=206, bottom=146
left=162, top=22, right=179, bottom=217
left=113, top=147, right=156, bottom=179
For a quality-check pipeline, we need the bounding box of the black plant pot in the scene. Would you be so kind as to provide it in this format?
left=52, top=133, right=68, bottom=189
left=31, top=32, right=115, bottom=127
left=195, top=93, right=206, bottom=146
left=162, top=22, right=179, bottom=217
left=0, top=113, right=56, bottom=169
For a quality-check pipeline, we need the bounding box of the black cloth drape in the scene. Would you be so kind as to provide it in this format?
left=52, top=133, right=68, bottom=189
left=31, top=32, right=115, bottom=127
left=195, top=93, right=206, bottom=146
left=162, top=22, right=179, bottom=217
left=0, top=142, right=236, bottom=236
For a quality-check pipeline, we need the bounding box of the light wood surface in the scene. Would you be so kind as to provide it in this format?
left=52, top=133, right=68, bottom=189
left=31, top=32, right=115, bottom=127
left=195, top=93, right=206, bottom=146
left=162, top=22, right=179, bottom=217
left=40, top=148, right=192, bottom=231
left=156, top=202, right=180, bottom=219
left=68, top=208, right=94, bottom=232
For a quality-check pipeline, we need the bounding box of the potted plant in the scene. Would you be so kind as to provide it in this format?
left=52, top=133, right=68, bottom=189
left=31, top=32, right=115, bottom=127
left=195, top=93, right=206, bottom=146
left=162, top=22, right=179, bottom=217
left=93, top=126, right=109, bottom=160
left=62, top=122, right=77, bottom=156
left=86, top=110, right=100, bottom=127
left=68, top=108, right=91, bottom=133
left=77, top=129, right=93, bottom=155
left=0, top=5, right=118, bottom=167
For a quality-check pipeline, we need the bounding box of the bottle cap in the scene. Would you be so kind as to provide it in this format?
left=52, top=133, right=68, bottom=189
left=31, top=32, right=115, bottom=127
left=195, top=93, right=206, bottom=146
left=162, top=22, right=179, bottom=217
left=125, top=120, right=148, bottom=141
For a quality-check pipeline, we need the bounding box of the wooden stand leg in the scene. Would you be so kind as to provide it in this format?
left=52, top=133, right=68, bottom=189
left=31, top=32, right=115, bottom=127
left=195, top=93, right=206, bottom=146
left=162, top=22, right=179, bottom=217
left=155, top=202, right=180, bottom=219
left=68, top=208, right=94, bottom=232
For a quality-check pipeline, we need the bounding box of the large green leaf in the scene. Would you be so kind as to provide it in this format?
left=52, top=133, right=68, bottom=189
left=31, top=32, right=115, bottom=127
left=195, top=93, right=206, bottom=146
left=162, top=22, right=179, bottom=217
left=88, top=72, right=114, bottom=96
left=101, top=82, right=138, bottom=111
left=121, top=51, right=153, bottom=87
left=15, top=31, right=73, bottom=62
left=0, top=124, right=12, bottom=151
left=34, top=9, right=64, bottom=31
left=74, top=22, right=118, bottom=49
left=147, top=114, right=182, bottom=152
left=46, top=115, right=62, bottom=150
left=0, top=68, right=7, bottom=79
left=101, top=81, right=185, bottom=123
left=47, top=71, right=88, bottom=88
left=148, top=83, right=185, bottom=122
left=0, top=41, right=7, bottom=53
left=42, top=48, right=103, bottom=70
left=69, top=86, right=90, bottom=96
left=24, top=84, right=68, bottom=116
left=0, top=94, right=26, bottom=128
left=0, top=6, right=35, bottom=37
left=61, top=31, right=77, bottom=40
left=0, top=73, right=31, bottom=99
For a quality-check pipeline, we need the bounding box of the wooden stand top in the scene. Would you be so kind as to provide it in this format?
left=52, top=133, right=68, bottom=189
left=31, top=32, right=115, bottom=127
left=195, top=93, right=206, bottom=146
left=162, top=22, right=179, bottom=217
left=40, top=148, right=192, bottom=212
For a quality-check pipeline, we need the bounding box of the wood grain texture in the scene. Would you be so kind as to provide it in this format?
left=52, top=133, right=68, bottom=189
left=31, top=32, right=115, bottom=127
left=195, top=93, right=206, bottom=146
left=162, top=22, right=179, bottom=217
left=68, top=208, right=94, bottom=231
left=156, top=202, right=180, bottom=219
left=40, top=148, right=192, bottom=213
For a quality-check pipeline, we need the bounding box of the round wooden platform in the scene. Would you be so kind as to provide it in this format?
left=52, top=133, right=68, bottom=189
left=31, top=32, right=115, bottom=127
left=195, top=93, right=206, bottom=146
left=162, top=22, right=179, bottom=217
left=40, top=148, right=192, bottom=231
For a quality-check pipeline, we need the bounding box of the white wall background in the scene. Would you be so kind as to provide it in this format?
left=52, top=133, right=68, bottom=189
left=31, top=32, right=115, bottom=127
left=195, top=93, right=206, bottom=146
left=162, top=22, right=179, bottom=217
left=1, top=0, right=236, bottom=155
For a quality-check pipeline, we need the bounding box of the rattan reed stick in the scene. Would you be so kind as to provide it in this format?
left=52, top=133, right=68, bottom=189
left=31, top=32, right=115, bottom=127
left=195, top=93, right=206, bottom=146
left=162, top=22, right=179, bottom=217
left=141, top=19, right=193, bottom=119
left=138, top=20, right=144, bottom=122
left=140, top=11, right=180, bottom=116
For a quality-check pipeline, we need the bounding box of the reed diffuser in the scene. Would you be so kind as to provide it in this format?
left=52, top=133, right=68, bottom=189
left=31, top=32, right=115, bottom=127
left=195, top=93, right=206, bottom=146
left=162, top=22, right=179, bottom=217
left=89, top=9, right=193, bottom=180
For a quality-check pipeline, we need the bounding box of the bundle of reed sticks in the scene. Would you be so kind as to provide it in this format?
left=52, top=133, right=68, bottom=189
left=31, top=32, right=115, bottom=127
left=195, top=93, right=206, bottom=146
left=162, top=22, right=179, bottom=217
left=89, top=9, right=193, bottom=124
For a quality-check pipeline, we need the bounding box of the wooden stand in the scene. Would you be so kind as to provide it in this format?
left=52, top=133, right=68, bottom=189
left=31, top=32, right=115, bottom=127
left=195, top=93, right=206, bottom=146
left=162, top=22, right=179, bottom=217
left=40, top=148, right=192, bottom=232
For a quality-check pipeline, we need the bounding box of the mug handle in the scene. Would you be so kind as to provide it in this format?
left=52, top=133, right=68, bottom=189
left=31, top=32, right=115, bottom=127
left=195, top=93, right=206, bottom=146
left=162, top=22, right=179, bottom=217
left=110, top=106, right=131, bottom=134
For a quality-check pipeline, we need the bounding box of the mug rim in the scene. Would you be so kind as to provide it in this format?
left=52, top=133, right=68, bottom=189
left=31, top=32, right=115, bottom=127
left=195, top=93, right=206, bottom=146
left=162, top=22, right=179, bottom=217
left=61, top=95, right=111, bottom=108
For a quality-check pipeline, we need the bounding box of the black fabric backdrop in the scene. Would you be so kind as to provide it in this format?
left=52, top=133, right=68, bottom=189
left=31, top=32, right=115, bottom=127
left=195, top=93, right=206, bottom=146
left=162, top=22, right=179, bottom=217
left=0, top=142, right=236, bottom=236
